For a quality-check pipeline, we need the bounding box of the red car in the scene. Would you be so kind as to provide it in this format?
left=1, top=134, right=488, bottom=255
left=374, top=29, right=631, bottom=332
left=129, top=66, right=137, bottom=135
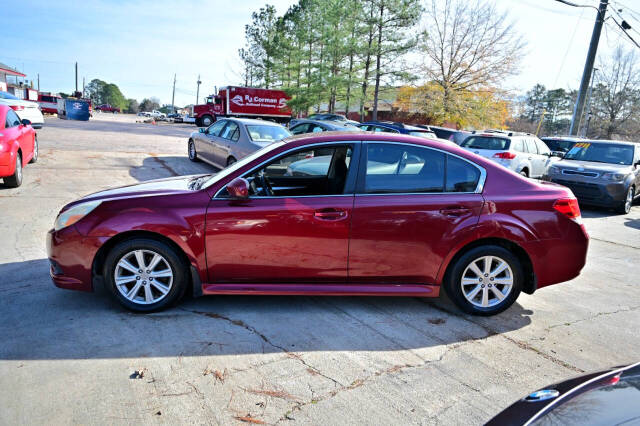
left=96, top=104, right=120, bottom=113
left=0, top=105, right=38, bottom=187
left=47, top=133, right=589, bottom=315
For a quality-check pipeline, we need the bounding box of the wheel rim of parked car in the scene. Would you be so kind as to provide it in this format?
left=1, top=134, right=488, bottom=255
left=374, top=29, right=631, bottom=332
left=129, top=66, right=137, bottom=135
left=461, top=256, right=513, bottom=308
left=625, top=188, right=633, bottom=212
left=189, top=141, right=196, bottom=159
left=34, top=139, right=38, bottom=160
left=15, top=156, right=22, bottom=181
left=114, top=250, right=173, bottom=304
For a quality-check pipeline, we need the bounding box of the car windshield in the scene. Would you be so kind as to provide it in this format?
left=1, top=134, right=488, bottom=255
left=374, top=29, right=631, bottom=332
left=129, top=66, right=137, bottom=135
left=246, top=125, right=291, bottom=143
left=543, top=139, right=577, bottom=153
left=563, top=143, right=634, bottom=165
left=408, top=130, right=435, bottom=139
left=202, top=141, right=286, bottom=189
left=0, top=91, right=20, bottom=100
left=461, top=136, right=510, bottom=150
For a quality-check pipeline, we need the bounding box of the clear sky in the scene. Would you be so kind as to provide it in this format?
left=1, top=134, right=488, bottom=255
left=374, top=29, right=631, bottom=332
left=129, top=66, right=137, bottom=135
left=2, top=0, right=638, bottom=106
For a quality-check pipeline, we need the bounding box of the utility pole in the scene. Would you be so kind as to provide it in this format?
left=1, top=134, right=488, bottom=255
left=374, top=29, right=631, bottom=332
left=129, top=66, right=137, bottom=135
left=569, top=0, right=608, bottom=135
left=171, top=73, right=176, bottom=113
left=75, top=62, right=78, bottom=93
left=82, top=77, right=86, bottom=97
left=196, top=74, right=201, bottom=105
left=579, top=68, right=598, bottom=137
left=37, top=74, right=40, bottom=91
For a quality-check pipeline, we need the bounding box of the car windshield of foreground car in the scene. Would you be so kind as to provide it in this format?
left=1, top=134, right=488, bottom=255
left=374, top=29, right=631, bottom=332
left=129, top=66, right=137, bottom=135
left=246, top=125, right=291, bottom=143
left=202, top=141, right=286, bottom=189
left=563, top=143, right=634, bottom=165
left=0, top=91, right=21, bottom=100
left=461, top=136, right=510, bottom=150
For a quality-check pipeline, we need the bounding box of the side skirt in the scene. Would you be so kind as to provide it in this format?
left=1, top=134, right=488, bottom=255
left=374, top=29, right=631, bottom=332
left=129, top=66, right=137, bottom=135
left=201, top=283, right=440, bottom=297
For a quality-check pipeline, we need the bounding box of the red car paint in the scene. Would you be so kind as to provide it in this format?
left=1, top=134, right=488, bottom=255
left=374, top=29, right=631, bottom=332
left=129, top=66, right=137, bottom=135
left=0, top=105, right=36, bottom=178
left=193, top=86, right=291, bottom=125
left=47, top=133, right=588, bottom=301
left=95, top=104, right=121, bottom=113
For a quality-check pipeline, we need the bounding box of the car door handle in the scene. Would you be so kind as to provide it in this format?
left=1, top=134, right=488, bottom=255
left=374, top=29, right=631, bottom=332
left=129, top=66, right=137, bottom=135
left=314, top=208, right=348, bottom=220
left=440, top=207, right=472, bottom=217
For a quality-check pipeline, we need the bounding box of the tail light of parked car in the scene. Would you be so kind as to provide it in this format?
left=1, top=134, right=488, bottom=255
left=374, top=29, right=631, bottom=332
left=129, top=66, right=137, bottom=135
left=493, top=152, right=516, bottom=159
left=553, top=198, right=582, bottom=223
left=10, top=105, right=24, bottom=111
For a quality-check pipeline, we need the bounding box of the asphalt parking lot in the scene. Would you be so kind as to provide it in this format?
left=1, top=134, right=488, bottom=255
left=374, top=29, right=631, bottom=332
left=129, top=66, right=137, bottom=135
left=1, top=115, right=639, bottom=425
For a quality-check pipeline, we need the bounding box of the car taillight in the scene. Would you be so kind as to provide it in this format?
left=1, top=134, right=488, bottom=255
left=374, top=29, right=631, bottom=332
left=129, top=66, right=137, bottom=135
left=493, top=151, right=516, bottom=159
left=10, top=105, right=24, bottom=111
left=553, top=198, right=581, bottom=221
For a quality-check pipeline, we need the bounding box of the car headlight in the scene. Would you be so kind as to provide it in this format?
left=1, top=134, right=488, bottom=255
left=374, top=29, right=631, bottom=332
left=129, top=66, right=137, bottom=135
left=54, top=201, right=101, bottom=231
left=602, top=172, right=627, bottom=181
left=549, top=166, right=561, bottom=175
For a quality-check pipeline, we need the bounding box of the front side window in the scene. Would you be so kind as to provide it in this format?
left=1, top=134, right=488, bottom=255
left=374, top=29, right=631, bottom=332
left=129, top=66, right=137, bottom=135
left=461, top=136, right=510, bottom=150
left=5, top=109, right=21, bottom=128
left=207, top=120, right=227, bottom=136
left=363, top=144, right=445, bottom=193
left=310, top=125, right=325, bottom=133
left=241, top=145, right=353, bottom=197
left=290, top=123, right=310, bottom=135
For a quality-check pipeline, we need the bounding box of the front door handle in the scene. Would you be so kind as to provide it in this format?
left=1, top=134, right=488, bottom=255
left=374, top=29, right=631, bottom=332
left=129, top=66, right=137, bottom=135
left=440, top=207, right=472, bottom=217
left=314, top=208, right=348, bottom=221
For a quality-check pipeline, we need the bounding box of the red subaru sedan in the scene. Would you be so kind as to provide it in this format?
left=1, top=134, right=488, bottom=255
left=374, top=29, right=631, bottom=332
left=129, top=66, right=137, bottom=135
left=0, top=104, right=38, bottom=187
left=47, top=132, right=589, bottom=315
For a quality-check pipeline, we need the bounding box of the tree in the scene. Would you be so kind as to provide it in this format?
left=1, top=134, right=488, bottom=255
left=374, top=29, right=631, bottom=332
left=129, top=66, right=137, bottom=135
left=419, top=0, right=525, bottom=120
left=127, top=98, right=139, bottom=114
left=588, top=47, right=640, bottom=140
left=84, top=78, right=128, bottom=111
left=139, top=97, right=160, bottom=112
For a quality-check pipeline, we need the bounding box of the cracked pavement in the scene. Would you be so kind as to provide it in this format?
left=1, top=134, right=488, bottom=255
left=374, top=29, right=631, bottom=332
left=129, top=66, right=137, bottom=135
left=1, top=115, right=639, bottom=425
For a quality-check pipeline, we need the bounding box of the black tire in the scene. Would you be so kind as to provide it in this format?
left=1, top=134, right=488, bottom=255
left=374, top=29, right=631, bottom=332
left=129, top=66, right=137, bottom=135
left=616, top=186, right=634, bottom=215
left=226, top=156, right=237, bottom=167
left=4, top=152, right=23, bottom=188
left=103, top=238, right=189, bottom=313
left=520, top=169, right=529, bottom=177
left=195, top=117, right=202, bottom=127
left=443, top=245, right=523, bottom=316
left=29, top=136, right=38, bottom=164
left=201, top=115, right=214, bottom=127
left=188, top=139, right=199, bottom=162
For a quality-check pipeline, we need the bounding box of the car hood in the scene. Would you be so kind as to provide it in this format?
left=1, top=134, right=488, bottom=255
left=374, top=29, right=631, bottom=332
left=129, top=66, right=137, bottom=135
left=78, top=174, right=211, bottom=203
left=553, top=159, right=632, bottom=173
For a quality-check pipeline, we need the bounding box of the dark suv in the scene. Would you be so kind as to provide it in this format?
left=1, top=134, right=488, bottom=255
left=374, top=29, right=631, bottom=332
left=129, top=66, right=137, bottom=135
left=543, top=140, right=640, bottom=214
left=358, top=121, right=438, bottom=139
left=540, top=136, right=584, bottom=157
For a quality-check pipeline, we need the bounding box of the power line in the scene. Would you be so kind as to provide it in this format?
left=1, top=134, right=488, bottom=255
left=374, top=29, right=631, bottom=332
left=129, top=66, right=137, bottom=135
left=610, top=16, right=640, bottom=47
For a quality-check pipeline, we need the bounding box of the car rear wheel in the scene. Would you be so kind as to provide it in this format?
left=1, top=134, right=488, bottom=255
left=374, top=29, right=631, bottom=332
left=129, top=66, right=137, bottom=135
left=201, top=115, right=214, bottom=127
left=29, top=136, right=38, bottom=164
left=188, top=139, right=199, bottom=162
left=103, top=238, right=188, bottom=312
left=520, top=169, right=529, bottom=177
left=4, top=153, right=23, bottom=188
left=227, top=156, right=237, bottom=167
left=617, top=186, right=634, bottom=214
left=444, top=245, right=522, bottom=316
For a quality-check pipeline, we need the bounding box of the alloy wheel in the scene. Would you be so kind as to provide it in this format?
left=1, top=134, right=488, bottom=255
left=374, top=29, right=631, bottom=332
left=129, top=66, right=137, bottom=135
left=16, top=155, right=22, bottom=181
left=114, top=249, right=174, bottom=305
left=625, top=187, right=633, bottom=213
left=189, top=141, right=196, bottom=159
left=461, top=256, right=513, bottom=308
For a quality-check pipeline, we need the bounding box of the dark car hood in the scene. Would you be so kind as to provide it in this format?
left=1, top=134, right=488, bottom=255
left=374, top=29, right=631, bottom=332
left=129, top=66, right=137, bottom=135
left=554, top=159, right=633, bottom=173
left=78, top=174, right=210, bottom=203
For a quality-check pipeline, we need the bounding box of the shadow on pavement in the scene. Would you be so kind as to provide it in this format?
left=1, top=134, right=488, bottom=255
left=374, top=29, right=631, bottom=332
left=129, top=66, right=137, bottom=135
left=0, top=258, right=533, bottom=361
left=624, top=217, right=640, bottom=230
left=129, top=156, right=218, bottom=182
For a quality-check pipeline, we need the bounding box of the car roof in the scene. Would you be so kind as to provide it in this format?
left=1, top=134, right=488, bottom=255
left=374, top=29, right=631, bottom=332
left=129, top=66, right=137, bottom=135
left=224, top=117, right=285, bottom=126
left=292, top=119, right=356, bottom=129
left=360, top=121, right=432, bottom=132
left=581, top=139, right=638, bottom=146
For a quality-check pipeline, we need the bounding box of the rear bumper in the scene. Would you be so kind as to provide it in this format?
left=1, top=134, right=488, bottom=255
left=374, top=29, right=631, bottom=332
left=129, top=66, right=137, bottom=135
left=46, top=226, right=104, bottom=292
left=521, top=223, right=589, bottom=289
left=550, top=178, right=627, bottom=207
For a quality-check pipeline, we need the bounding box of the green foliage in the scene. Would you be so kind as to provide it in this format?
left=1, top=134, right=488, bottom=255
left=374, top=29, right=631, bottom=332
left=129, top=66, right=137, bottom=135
left=139, top=97, right=161, bottom=112
left=84, top=78, right=127, bottom=111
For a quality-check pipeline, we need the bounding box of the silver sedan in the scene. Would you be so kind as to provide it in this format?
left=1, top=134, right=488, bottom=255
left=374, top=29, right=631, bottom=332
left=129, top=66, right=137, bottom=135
left=188, top=118, right=291, bottom=168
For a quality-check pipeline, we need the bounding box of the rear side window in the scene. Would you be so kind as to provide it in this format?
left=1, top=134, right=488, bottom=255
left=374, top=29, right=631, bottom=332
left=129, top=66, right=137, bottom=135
left=364, top=144, right=445, bottom=193
left=511, top=139, right=524, bottom=152
left=446, top=156, right=481, bottom=192
left=525, top=139, right=538, bottom=154
left=461, top=136, right=510, bottom=150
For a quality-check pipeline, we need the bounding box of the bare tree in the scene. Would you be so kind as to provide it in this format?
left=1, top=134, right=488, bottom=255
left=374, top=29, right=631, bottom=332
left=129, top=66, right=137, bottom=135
left=589, top=47, right=640, bottom=140
left=419, top=0, right=525, bottom=118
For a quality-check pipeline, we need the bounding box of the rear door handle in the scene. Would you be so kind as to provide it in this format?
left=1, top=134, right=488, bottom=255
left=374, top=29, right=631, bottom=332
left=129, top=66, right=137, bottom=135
left=440, top=207, right=472, bottom=217
left=314, top=208, right=348, bottom=220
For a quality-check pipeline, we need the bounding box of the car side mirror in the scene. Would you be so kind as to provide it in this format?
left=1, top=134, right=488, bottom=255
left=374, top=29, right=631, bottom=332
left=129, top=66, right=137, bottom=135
left=198, top=128, right=206, bottom=133
left=551, top=151, right=564, bottom=158
left=21, top=119, right=31, bottom=127
left=226, top=177, right=249, bottom=199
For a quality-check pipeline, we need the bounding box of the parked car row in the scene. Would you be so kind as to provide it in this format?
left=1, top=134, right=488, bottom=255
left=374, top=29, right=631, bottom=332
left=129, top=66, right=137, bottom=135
left=0, top=91, right=44, bottom=129
left=0, top=105, right=38, bottom=187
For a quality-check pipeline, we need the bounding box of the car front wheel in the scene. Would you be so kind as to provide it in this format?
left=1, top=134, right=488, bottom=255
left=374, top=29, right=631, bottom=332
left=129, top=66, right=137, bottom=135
left=444, top=245, right=522, bottom=316
left=103, top=238, right=188, bottom=312
left=188, top=139, right=199, bottom=162
left=617, top=186, right=634, bottom=214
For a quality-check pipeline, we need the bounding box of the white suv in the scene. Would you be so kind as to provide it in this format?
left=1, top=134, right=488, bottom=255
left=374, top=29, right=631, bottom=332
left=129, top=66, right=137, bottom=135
left=460, top=131, right=557, bottom=178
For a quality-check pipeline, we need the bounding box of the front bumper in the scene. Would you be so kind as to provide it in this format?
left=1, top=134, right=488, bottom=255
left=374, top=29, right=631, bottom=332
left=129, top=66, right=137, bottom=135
left=548, top=177, right=627, bottom=207
left=46, top=226, right=104, bottom=292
